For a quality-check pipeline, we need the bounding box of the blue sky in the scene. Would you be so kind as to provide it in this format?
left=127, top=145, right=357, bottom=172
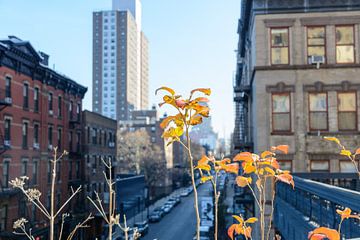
left=0, top=0, right=239, bottom=139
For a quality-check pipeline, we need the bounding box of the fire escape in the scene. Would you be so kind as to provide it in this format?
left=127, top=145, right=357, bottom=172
left=0, top=87, right=12, bottom=155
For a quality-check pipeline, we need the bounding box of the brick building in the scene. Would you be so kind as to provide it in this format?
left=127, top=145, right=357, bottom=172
left=0, top=36, right=87, bottom=239
left=82, top=110, right=117, bottom=239
left=233, top=0, right=360, bottom=173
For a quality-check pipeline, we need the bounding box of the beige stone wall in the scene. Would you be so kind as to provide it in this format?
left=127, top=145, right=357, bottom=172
left=253, top=11, right=360, bottom=67
left=253, top=68, right=360, bottom=172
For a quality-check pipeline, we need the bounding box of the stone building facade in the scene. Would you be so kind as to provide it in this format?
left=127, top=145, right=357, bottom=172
left=0, top=36, right=86, bottom=239
left=234, top=0, right=360, bottom=173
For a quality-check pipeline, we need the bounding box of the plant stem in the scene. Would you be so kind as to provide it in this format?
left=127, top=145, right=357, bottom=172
left=213, top=172, right=219, bottom=240
left=186, top=126, right=200, bottom=240
left=50, top=150, right=57, bottom=240
left=108, top=160, right=113, bottom=240
left=266, top=180, right=276, bottom=240
left=338, top=218, right=344, bottom=235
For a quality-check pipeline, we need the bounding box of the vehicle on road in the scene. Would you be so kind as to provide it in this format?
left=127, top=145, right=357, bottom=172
left=134, top=221, right=149, bottom=236
left=149, top=211, right=162, bottom=222
left=163, top=205, right=172, bottom=213
left=180, top=190, right=189, bottom=197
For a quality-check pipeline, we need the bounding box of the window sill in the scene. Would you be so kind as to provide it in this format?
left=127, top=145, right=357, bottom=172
left=307, top=131, right=360, bottom=135
left=271, top=132, right=294, bottom=136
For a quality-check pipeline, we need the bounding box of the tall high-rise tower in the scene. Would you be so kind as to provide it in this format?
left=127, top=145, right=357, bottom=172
left=92, top=0, right=149, bottom=120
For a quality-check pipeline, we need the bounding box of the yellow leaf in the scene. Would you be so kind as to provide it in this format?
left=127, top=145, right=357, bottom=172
left=232, top=215, right=244, bottom=224
left=190, top=88, right=211, bottom=96
left=324, top=136, right=341, bottom=145
left=200, top=176, right=212, bottom=183
left=265, top=167, right=275, bottom=175
left=261, top=151, right=273, bottom=159
left=244, top=164, right=256, bottom=174
left=155, top=86, right=175, bottom=96
left=196, top=164, right=211, bottom=171
left=245, top=217, right=258, bottom=224
left=340, top=149, right=352, bottom=157
left=160, top=116, right=176, bottom=129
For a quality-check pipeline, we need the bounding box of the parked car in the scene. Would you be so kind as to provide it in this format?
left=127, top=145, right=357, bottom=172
left=163, top=205, right=172, bottom=213
left=134, top=221, right=149, bottom=236
left=153, top=207, right=165, bottom=217
left=149, top=211, right=162, bottom=222
left=180, top=190, right=189, bottom=197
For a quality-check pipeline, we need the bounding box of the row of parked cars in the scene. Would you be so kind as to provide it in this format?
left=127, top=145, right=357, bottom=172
left=149, top=195, right=182, bottom=222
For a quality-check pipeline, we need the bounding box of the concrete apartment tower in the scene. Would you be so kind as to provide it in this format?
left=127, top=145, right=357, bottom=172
left=92, top=0, right=149, bottom=120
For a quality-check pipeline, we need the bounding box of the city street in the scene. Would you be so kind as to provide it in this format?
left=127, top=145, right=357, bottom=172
left=142, top=184, right=212, bottom=240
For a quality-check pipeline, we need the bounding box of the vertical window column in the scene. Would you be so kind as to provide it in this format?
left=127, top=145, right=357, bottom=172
left=270, top=28, right=289, bottom=65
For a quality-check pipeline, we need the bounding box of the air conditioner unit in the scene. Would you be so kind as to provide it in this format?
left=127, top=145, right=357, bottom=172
left=310, top=55, right=325, bottom=64
left=49, top=110, right=54, bottom=115
left=4, top=140, right=11, bottom=147
left=4, top=97, right=12, bottom=104
left=108, top=142, right=115, bottom=148
left=48, top=144, right=53, bottom=151
left=33, top=142, right=40, bottom=149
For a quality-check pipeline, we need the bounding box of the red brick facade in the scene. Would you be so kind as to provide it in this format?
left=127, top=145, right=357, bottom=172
left=0, top=37, right=86, bottom=239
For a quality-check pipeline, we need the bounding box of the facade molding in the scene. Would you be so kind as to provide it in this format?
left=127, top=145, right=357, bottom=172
left=266, top=82, right=295, bottom=93
left=264, top=18, right=296, bottom=28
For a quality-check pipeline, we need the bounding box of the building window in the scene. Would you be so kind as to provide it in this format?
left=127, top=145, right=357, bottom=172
left=87, top=127, right=90, bottom=144
left=48, top=93, right=53, bottom=113
left=278, top=160, right=292, bottom=171
left=309, top=93, right=328, bottom=131
left=34, top=124, right=39, bottom=146
left=92, top=128, right=97, bottom=145
left=56, top=162, right=61, bottom=182
left=58, top=128, right=62, bottom=150
left=4, top=119, right=11, bottom=142
left=69, top=131, right=73, bottom=152
left=77, top=103, right=81, bottom=121
left=48, top=126, right=53, bottom=148
left=32, top=160, right=38, bottom=185
left=307, top=26, right=326, bottom=63
left=340, top=160, right=359, bottom=173
left=23, top=83, right=29, bottom=109
left=270, top=28, right=289, bottom=65
left=34, top=88, right=39, bottom=112
left=272, top=93, right=291, bottom=132
left=336, top=25, right=355, bottom=63
left=310, top=160, right=329, bottom=172
left=5, top=76, right=11, bottom=98
left=47, top=161, right=51, bottom=183
left=19, top=198, right=26, bottom=217
left=76, top=161, right=80, bottom=179
left=21, top=160, right=28, bottom=176
left=0, top=205, right=8, bottom=231
left=338, top=92, right=357, bottom=130
left=2, top=161, right=9, bottom=188
left=76, top=132, right=81, bottom=152
left=22, top=122, right=28, bottom=148
left=69, top=161, right=73, bottom=180
left=58, top=96, right=62, bottom=118
left=69, top=101, right=73, bottom=120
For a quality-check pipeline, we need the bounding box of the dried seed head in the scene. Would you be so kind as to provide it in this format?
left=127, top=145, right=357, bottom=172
left=25, top=188, right=42, bottom=201
left=13, top=218, right=28, bottom=229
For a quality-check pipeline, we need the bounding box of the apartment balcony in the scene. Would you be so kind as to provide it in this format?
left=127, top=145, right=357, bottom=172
left=0, top=89, right=12, bottom=109
left=274, top=174, right=360, bottom=239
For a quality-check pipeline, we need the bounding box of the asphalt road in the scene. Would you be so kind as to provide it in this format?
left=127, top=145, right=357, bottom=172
left=142, top=184, right=212, bottom=240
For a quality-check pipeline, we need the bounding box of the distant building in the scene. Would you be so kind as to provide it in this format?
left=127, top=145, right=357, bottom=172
left=0, top=36, right=87, bottom=239
left=82, top=110, right=117, bottom=239
left=233, top=0, right=360, bottom=174
left=189, top=115, right=218, bottom=155
left=117, top=109, right=173, bottom=198
left=92, top=0, right=149, bottom=121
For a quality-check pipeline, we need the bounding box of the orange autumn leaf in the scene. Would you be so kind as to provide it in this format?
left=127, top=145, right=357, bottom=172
left=308, top=227, right=340, bottom=240
left=224, top=163, right=239, bottom=174
left=192, top=97, right=209, bottom=103
left=236, top=176, right=252, bottom=187
left=243, top=226, right=252, bottom=238
left=233, top=152, right=253, bottom=162
left=276, top=172, right=295, bottom=189
left=160, top=115, right=177, bottom=129
left=198, top=155, right=210, bottom=165
left=244, top=164, right=256, bottom=174
left=189, top=115, right=203, bottom=126
left=275, top=145, right=289, bottom=154
left=155, top=86, right=175, bottom=96
left=175, top=99, right=187, bottom=109
left=336, top=207, right=360, bottom=220
left=271, top=158, right=280, bottom=169
left=355, top=148, right=360, bottom=155
left=227, top=224, right=236, bottom=240
left=190, top=88, right=211, bottom=96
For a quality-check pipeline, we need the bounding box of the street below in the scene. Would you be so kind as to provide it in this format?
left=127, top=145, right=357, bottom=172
left=142, top=183, right=212, bottom=240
